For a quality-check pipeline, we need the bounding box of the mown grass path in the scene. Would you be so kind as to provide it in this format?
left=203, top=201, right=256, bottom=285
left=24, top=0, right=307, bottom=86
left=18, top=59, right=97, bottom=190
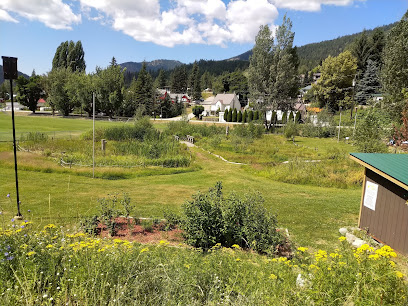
left=0, top=141, right=361, bottom=249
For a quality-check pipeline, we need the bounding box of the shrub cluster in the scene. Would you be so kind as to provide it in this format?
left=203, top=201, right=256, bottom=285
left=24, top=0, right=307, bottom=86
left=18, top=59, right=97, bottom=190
left=223, top=109, right=262, bottom=123
left=181, top=182, right=282, bottom=253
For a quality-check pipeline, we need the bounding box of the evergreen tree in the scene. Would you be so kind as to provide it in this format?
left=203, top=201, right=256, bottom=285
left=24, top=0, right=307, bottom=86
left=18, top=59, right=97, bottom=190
left=243, top=110, right=247, bottom=123
left=227, top=109, right=232, bottom=122
left=155, top=69, right=166, bottom=89
left=248, top=110, right=253, bottom=122
left=170, top=66, right=188, bottom=93
left=201, top=71, right=213, bottom=90
left=288, top=111, right=294, bottom=122
left=253, top=110, right=259, bottom=121
left=232, top=108, right=237, bottom=122
left=189, top=62, right=201, bottom=100
left=382, top=11, right=408, bottom=121
left=237, top=111, right=242, bottom=122
left=369, top=28, right=385, bottom=65
left=134, top=63, right=154, bottom=115
left=224, top=108, right=229, bottom=121
left=355, top=59, right=381, bottom=105
left=351, top=31, right=372, bottom=78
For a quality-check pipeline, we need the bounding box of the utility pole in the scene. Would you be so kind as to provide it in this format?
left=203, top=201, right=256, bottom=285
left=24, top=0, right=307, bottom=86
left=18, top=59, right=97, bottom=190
left=2, top=56, right=22, bottom=219
left=337, top=107, right=342, bottom=143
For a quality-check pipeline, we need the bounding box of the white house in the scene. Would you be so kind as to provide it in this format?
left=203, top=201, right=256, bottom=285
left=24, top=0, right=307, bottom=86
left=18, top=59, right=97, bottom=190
left=209, top=93, right=241, bottom=116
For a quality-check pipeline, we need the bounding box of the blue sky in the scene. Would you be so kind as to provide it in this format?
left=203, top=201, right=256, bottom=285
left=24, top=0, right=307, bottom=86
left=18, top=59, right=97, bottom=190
left=0, top=0, right=406, bottom=76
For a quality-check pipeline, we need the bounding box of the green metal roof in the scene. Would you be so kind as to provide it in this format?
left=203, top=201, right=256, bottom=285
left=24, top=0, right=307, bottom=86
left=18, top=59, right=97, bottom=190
left=350, top=153, right=408, bottom=187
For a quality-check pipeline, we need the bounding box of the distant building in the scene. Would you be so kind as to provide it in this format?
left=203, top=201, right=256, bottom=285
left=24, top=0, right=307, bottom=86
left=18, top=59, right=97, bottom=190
left=209, top=93, right=241, bottom=116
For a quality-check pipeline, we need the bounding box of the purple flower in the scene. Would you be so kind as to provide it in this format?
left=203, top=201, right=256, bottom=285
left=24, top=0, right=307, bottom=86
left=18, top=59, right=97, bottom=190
left=7, top=256, right=14, bottom=261
left=12, top=225, right=15, bottom=228
left=6, top=194, right=10, bottom=198
left=11, top=218, right=14, bottom=222
left=4, top=252, right=9, bottom=256
left=6, top=246, right=10, bottom=250
left=0, top=212, right=2, bottom=215
left=27, top=210, right=31, bottom=213
left=24, top=234, right=27, bottom=237
left=21, top=225, right=25, bottom=229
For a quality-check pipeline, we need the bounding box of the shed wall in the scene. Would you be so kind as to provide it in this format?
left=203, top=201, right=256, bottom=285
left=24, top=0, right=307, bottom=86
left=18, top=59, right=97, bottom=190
left=359, top=169, right=408, bottom=254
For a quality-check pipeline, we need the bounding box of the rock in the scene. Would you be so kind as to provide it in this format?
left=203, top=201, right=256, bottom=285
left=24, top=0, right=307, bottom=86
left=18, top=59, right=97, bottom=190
left=352, top=239, right=366, bottom=248
left=346, top=233, right=356, bottom=244
left=339, top=228, right=348, bottom=235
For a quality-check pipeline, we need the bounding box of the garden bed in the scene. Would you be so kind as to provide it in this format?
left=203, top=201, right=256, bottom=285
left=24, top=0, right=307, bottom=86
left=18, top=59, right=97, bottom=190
left=97, top=217, right=184, bottom=245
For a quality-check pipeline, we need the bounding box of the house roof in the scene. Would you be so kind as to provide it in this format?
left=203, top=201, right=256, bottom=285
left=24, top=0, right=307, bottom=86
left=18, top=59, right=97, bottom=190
left=37, top=98, right=46, bottom=103
left=213, top=93, right=237, bottom=105
left=350, top=153, right=408, bottom=190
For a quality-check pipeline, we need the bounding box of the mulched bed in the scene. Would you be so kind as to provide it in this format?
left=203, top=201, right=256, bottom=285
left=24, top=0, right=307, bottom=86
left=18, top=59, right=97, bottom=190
left=98, top=217, right=184, bottom=245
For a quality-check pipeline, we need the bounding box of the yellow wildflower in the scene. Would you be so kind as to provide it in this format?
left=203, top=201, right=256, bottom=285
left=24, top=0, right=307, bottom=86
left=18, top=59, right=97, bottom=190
left=338, top=236, right=346, bottom=241
left=45, top=244, right=53, bottom=249
left=27, top=251, right=36, bottom=256
left=396, top=271, right=404, bottom=278
left=231, top=244, right=241, bottom=250
left=236, top=258, right=241, bottom=262
left=44, top=224, right=57, bottom=230
left=159, top=240, right=169, bottom=246
left=297, top=247, right=308, bottom=252
left=269, top=274, right=277, bottom=280
left=140, top=247, right=149, bottom=253
left=184, top=264, right=191, bottom=269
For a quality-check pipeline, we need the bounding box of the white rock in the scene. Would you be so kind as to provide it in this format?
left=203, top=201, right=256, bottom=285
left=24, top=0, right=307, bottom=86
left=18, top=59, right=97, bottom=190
left=346, top=233, right=356, bottom=243
left=339, top=228, right=348, bottom=235
left=352, top=239, right=366, bottom=248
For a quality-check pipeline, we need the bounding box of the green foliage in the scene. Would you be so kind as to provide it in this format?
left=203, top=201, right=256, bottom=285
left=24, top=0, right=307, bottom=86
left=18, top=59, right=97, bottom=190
left=355, top=59, right=381, bottom=105
left=19, top=132, right=48, bottom=142
left=283, top=121, right=298, bottom=141
left=281, top=111, right=287, bottom=124
left=164, top=121, right=224, bottom=139
left=192, top=105, right=204, bottom=118
left=288, top=111, right=294, bottom=122
left=231, top=122, right=264, bottom=139
left=223, top=108, right=229, bottom=121
left=237, top=110, right=242, bottom=122
left=354, top=110, right=388, bottom=152
left=382, top=12, right=408, bottom=121
left=189, top=61, right=201, bottom=100
left=232, top=108, right=237, bottom=122
left=248, top=110, right=253, bottom=122
left=15, top=75, right=44, bottom=113
left=227, top=109, right=232, bottom=122
left=93, top=57, right=124, bottom=118
left=46, top=68, right=75, bottom=116
left=312, top=51, right=357, bottom=111
left=295, top=111, right=301, bottom=123
left=181, top=182, right=282, bottom=253
left=123, top=63, right=154, bottom=117
left=52, top=40, right=85, bottom=72
left=170, top=66, right=188, bottom=93
left=249, top=16, right=299, bottom=111
left=243, top=110, right=248, bottom=123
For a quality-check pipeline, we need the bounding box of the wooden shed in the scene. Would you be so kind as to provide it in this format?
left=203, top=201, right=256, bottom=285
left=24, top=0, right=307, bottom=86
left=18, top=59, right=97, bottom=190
left=350, top=153, right=408, bottom=254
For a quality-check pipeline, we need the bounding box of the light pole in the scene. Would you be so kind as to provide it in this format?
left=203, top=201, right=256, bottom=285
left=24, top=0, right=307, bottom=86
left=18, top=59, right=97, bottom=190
left=353, top=107, right=358, bottom=138
left=2, top=56, right=22, bottom=219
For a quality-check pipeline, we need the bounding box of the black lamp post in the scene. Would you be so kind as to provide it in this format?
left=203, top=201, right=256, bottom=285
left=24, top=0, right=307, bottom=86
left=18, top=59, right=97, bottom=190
left=2, top=56, right=22, bottom=219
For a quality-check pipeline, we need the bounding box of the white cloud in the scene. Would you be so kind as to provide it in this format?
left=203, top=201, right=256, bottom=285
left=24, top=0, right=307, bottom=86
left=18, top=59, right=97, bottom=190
left=0, top=9, right=18, bottom=23
left=0, top=0, right=81, bottom=30
left=271, top=0, right=364, bottom=12
left=80, top=0, right=279, bottom=47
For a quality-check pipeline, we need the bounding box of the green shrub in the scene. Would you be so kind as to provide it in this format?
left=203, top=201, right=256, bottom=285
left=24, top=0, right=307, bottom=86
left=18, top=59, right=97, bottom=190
left=20, top=132, right=48, bottom=142
left=231, top=122, right=264, bottom=139
left=237, top=111, right=242, bottom=122
left=253, top=110, right=259, bottom=121
left=243, top=110, right=247, bottom=123
left=248, top=110, right=253, bottom=122
left=192, top=105, right=204, bottom=118
left=181, top=182, right=282, bottom=253
left=227, top=109, right=232, bottom=122
left=295, top=111, right=301, bottom=123
left=232, top=109, right=237, bottom=122
left=288, top=111, right=294, bottom=122
left=223, top=108, right=229, bottom=121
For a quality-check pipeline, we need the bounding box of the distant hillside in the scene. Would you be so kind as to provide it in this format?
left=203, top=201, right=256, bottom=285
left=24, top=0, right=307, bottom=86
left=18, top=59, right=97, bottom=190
left=0, top=65, right=29, bottom=84
left=120, top=59, right=183, bottom=73
left=227, top=22, right=397, bottom=71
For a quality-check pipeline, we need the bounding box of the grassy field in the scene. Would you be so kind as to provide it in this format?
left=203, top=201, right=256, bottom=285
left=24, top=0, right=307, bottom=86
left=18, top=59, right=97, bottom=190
left=0, top=114, right=363, bottom=250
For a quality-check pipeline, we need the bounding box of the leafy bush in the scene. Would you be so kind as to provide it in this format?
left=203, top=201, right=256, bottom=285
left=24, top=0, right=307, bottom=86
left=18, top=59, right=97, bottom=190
left=231, top=122, right=264, bottom=139
left=354, top=110, right=388, bottom=152
left=181, top=182, right=282, bottom=253
left=299, top=123, right=337, bottom=138
left=284, top=121, right=298, bottom=141
left=237, top=110, right=242, bottom=122
left=223, top=108, right=229, bottom=121
left=192, top=105, right=204, bottom=118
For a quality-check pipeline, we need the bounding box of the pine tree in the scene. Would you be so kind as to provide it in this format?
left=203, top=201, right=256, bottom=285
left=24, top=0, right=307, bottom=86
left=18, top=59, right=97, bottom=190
left=243, top=110, right=247, bottom=123
left=227, top=109, right=232, bottom=122
left=248, top=110, right=253, bottom=122
left=382, top=10, right=408, bottom=121
left=232, top=108, right=237, bottom=122
left=224, top=108, right=229, bottom=121
left=253, top=110, right=259, bottom=120
left=288, top=111, right=294, bottom=122
left=134, top=63, right=154, bottom=115
left=237, top=111, right=242, bottom=122
left=170, top=66, right=188, bottom=93
left=355, top=59, right=381, bottom=105
left=155, top=69, right=166, bottom=89
left=189, top=62, right=201, bottom=101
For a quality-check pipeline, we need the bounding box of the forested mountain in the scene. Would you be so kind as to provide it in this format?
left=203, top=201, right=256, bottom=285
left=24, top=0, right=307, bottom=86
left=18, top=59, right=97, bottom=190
left=120, top=60, right=183, bottom=73
left=0, top=65, right=29, bottom=84
left=185, top=59, right=249, bottom=75
left=227, top=22, right=396, bottom=72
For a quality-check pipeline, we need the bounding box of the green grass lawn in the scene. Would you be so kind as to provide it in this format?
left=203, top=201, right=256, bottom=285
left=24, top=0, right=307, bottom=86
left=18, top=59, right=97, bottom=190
left=0, top=114, right=364, bottom=249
